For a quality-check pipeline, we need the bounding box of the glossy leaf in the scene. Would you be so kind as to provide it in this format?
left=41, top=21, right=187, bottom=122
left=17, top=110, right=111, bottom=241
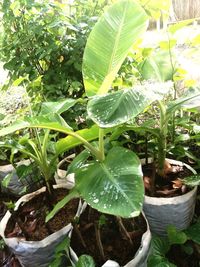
left=75, top=147, right=144, bottom=218
left=40, top=98, right=77, bottom=115
left=83, top=0, right=148, bottom=96
left=166, top=88, right=200, bottom=116
left=140, top=50, right=174, bottom=82
left=67, top=149, right=90, bottom=175
left=87, top=83, right=169, bottom=128
left=0, top=115, right=72, bottom=137
left=56, top=125, right=112, bottom=155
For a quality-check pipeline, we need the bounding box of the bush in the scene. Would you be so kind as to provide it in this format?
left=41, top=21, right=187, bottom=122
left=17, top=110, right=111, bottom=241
left=0, top=0, right=109, bottom=100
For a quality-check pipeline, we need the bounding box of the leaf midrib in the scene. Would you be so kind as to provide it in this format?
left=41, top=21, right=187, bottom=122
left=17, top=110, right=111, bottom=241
left=98, top=1, right=128, bottom=95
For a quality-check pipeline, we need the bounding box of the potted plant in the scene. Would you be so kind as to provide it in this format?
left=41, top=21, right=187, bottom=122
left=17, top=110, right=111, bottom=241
left=115, top=86, right=200, bottom=236
left=0, top=0, right=157, bottom=265
left=0, top=100, right=85, bottom=267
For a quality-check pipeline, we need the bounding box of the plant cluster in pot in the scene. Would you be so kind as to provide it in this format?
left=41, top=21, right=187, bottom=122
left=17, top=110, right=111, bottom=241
left=0, top=0, right=162, bottom=265
left=0, top=106, right=86, bottom=267
left=122, top=87, right=200, bottom=236
left=128, top=25, right=200, bottom=235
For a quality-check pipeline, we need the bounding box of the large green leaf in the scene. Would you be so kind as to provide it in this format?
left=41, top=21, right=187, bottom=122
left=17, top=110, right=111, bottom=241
left=0, top=116, right=72, bottom=137
left=87, top=83, right=169, bottom=128
left=140, top=50, right=175, bottom=82
left=75, top=146, right=144, bottom=218
left=83, top=0, right=148, bottom=96
left=67, top=149, right=90, bottom=175
left=40, top=98, right=77, bottom=115
left=56, top=125, right=112, bottom=155
left=166, top=88, right=200, bottom=116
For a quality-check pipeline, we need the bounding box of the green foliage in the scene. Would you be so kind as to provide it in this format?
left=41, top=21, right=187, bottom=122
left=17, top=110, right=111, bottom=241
left=76, top=255, right=96, bottom=267
left=87, top=84, right=167, bottom=128
left=139, top=0, right=171, bottom=20
left=140, top=50, right=175, bottom=82
left=148, top=223, right=200, bottom=267
left=185, top=220, right=200, bottom=245
left=49, top=237, right=71, bottom=267
left=75, top=146, right=144, bottom=218
left=182, top=175, right=200, bottom=187
left=83, top=0, right=148, bottom=96
left=148, top=235, right=176, bottom=267
left=0, top=0, right=153, bottom=220
left=167, top=225, right=188, bottom=245
left=0, top=0, right=109, bottom=99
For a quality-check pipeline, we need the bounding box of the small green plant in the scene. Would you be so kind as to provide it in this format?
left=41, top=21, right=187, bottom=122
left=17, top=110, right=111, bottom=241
left=148, top=222, right=200, bottom=267
left=0, top=98, right=79, bottom=197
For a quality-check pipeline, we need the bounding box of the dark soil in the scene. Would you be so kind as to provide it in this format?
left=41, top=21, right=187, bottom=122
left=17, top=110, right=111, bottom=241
left=143, top=161, right=193, bottom=197
left=5, top=188, right=79, bottom=241
left=71, top=206, right=147, bottom=266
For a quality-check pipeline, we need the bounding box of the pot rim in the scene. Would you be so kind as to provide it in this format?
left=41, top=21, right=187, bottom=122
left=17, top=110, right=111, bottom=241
left=0, top=184, right=81, bottom=247
left=142, top=157, right=197, bottom=203
left=69, top=209, right=151, bottom=267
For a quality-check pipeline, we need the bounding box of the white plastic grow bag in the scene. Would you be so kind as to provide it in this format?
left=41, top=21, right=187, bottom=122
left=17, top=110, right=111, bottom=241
left=0, top=160, right=40, bottom=196
left=142, top=158, right=197, bottom=236
left=70, top=212, right=151, bottom=267
left=0, top=185, right=84, bottom=267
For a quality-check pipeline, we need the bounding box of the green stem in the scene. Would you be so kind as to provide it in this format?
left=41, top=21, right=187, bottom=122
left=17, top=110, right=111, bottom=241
left=167, top=30, right=177, bottom=144
left=99, top=128, right=105, bottom=162
left=157, top=101, right=168, bottom=176
left=29, top=125, right=102, bottom=161
left=157, top=131, right=167, bottom=176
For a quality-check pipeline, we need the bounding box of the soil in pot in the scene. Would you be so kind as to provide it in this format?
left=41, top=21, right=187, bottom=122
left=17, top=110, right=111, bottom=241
left=70, top=206, right=147, bottom=266
left=143, top=161, right=193, bottom=198
left=4, top=188, right=79, bottom=241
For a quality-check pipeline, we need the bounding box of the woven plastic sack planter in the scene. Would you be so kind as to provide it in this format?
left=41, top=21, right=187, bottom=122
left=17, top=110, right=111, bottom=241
left=0, top=185, right=84, bottom=267
left=142, top=158, right=197, bottom=236
left=70, top=212, right=151, bottom=267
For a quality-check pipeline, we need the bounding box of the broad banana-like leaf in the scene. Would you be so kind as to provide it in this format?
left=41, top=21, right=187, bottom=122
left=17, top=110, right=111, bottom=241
left=83, top=0, right=148, bottom=96
left=75, top=147, right=144, bottom=218
left=140, top=50, right=175, bottom=82
left=40, top=98, right=77, bottom=115
left=0, top=116, right=73, bottom=137
left=0, top=117, right=110, bottom=156
left=56, top=125, right=112, bottom=155
left=87, top=83, right=170, bottom=128
left=166, top=88, right=200, bottom=116
left=67, top=149, right=90, bottom=175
